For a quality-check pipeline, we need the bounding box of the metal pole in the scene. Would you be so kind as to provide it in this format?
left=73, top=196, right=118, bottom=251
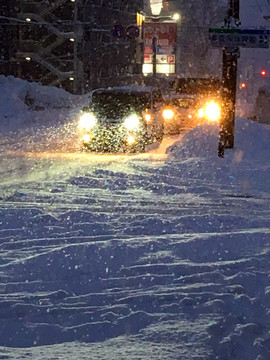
left=218, top=47, right=238, bottom=156
left=152, top=36, right=157, bottom=77
left=218, top=0, right=240, bottom=157
left=73, top=0, right=78, bottom=94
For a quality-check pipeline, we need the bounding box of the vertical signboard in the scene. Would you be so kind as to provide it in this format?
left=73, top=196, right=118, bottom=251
left=143, top=22, right=177, bottom=75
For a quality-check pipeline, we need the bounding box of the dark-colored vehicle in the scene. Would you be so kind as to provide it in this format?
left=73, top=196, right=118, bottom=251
left=162, top=78, right=223, bottom=134
left=78, top=86, right=164, bottom=152
left=162, top=94, right=198, bottom=134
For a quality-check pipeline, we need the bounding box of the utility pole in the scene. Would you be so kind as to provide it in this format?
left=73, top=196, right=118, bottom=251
left=218, top=0, right=240, bottom=158
left=210, top=2, right=270, bottom=157
left=152, top=36, right=157, bottom=77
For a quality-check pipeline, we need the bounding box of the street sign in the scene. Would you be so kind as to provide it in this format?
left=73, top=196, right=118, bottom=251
left=143, top=22, right=177, bottom=74
left=209, top=28, right=270, bottom=48
left=112, top=24, right=125, bottom=38
left=157, top=55, right=167, bottom=63
left=144, top=22, right=177, bottom=55
left=167, top=55, right=175, bottom=63
left=144, top=54, right=151, bottom=63
left=143, top=55, right=176, bottom=64
left=125, top=25, right=140, bottom=39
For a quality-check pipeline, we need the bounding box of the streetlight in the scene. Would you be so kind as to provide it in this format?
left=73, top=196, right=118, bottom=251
left=145, top=13, right=181, bottom=23
left=150, top=0, right=163, bottom=16
left=172, top=13, right=181, bottom=21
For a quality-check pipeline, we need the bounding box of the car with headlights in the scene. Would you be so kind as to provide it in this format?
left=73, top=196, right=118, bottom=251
left=78, top=86, right=164, bottom=152
left=163, top=78, right=222, bottom=134
left=162, top=92, right=222, bottom=134
left=162, top=94, right=197, bottom=134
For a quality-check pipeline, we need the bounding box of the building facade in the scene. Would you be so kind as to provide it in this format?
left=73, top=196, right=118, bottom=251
left=0, top=0, right=17, bottom=76
left=0, top=0, right=143, bottom=93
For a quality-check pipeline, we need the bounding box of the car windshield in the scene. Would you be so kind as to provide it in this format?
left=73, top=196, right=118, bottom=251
left=91, top=91, right=151, bottom=118
left=170, top=98, right=196, bottom=108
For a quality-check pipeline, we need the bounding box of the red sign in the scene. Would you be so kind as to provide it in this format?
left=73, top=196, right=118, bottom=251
left=143, top=22, right=177, bottom=55
left=144, top=54, right=151, bottom=63
left=167, top=55, right=175, bottom=63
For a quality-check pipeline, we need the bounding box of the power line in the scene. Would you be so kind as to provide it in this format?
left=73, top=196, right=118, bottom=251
left=255, top=0, right=265, bottom=15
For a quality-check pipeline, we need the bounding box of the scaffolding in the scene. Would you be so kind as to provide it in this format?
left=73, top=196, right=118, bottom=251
left=9, top=0, right=143, bottom=93
left=15, top=0, right=82, bottom=92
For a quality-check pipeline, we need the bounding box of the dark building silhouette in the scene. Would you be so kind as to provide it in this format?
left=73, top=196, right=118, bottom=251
left=0, top=0, right=143, bottom=93
left=0, top=0, right=17, bottom=76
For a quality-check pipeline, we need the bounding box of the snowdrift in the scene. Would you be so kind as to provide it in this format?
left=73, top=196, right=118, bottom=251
left=0, top=76, right=89, bottom=133
left=166, top=117, right=270, bottom=193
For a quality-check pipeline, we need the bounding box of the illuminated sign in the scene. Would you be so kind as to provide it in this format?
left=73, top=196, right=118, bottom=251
left=143, top=22, right=177, bottom=74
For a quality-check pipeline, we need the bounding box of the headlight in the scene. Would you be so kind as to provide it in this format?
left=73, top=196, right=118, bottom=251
left=82, top=134, right=92, bottom=143
left=78, top=112, right=97, bottom=131
left=123, top=114, right=140, bottom=131
left=127, top=134, right=136, bottom=144
left=144, top=113, right=152, bottom=122
left=204, top=101, right=220, bottom=122
left=162, top=108, right=174, bottom=120
left=197, top=108, right=204, bottom=118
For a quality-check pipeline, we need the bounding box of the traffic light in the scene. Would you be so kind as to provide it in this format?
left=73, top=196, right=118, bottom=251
left=261, top=69, right=267, bottom=76
left=240, top=82, right=246, bottom=88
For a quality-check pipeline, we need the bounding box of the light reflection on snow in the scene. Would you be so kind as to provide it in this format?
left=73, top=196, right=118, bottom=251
left=1, top=77, right=270, bottom=359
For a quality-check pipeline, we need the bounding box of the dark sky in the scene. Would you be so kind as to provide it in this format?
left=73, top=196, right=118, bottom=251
left=241, top=0, right=270, bottom=26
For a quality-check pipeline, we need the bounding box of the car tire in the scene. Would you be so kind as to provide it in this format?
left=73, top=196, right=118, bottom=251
left=130, top=141, right=146, bottom=153
left=155, top=126, right=164, bottom=143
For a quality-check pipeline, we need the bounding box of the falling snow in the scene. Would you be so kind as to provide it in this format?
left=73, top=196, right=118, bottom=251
left=0, top=76, right=270, bottom=359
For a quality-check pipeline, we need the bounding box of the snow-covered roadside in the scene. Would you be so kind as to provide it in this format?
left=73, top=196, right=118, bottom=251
left=0, top=77, right=270, bottom=359
left=0, top=76, right=91, bottom=155
left=166, top=117, right=270, bottom=194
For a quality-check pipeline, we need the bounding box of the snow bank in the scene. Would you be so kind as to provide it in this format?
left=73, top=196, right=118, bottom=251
left=167, top=117, right=270, bottom=160
left=0, top=75, right=270, bottom=359
left=0, top=76, right=89, bottom=133
left=166, top=117, right=270, bottom=193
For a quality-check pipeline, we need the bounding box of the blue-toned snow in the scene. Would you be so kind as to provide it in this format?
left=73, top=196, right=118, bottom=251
left=0, top=72, right=270, bottom=360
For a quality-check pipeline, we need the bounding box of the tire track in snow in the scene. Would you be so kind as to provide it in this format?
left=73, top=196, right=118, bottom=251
left=0, top=136, right=270, bottom=359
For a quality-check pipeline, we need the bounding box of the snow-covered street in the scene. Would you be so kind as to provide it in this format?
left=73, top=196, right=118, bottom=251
left=0, top=77, right=270, bottom=359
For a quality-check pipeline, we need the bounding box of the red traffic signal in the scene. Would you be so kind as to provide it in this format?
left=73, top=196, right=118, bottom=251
left=261, top=69, right=267, bottom=76
left=240, top=82, right=246, bottom=88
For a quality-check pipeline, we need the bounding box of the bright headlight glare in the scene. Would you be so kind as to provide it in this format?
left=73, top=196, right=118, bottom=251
left=127, top=134, right=136, bottom=144
left=205, top=101, right=221, bottom=122
left=83, top=134, right=91, bottom=143
left=144, top=113, right=152, bottom=122
left=198, top=108, right=204, bottom=118
left=163, top=108, right=174, bottom=120
left=123, top=114, right=140, bottom=131
left=78, top=112, right=97, bottom=130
